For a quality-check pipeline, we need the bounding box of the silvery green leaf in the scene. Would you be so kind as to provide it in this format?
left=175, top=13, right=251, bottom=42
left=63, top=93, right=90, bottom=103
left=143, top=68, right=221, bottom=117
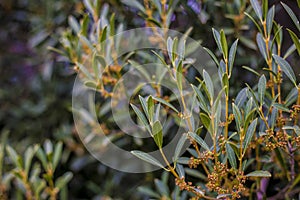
left=203, top=70, right=214, bottom=103
left=266, top=6, right=275, bottom=36
left=281, top=2, right=300, bottom=32
left=152, top=96, right=179, bottom=113
left=228, top=39, right=238, bottom=76
left=273, top=55, right=297, bottom=87
left=152, top=121, right=163, bottom=148
left=226, top=143, right=237, bottom=169
left=212, top=28, right=222, bottom=53
left=131, top=150, right=164, bottom=168
left=246, top=170, right=271, bottom=177
left=243, top=119, right=258, bottom=152
left=173, top=133, right=188, bottom=162
left=121, top=0, right=146, bottom=13
left=220, top=30, right=228, bottom=59
left=188, top=132, right=210, bottom=151
left=256, top=33, right=268, bottom=62
left=250, top=0, right=263, bottom=22
left=258, top=75, right=266, bottom=106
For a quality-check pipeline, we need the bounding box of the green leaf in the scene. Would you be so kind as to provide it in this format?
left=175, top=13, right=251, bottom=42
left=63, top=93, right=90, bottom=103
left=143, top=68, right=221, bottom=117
left=68, top=16, right=80, bottom=33
left=200, top=113, right=212, bottom=134
left=266, top=6, right=275, bottom=36
left=131, top=104, right=150, bottom=133
left=243, top=119, right=258, bottom=152
left=250, top=0, right=263, bottom=22
left=172, top=37, right=178, bottom=62
left=203, top=47, right=220, bottom=67
left=287, top=29, right=300, bottom=56
left=203, top=70, right=214, bottom=103
left=256, top=33, right=268, bottom=62
left=148, top=96, right=154, bottom=123
left=53, top=142, right=63, bottom=170
left=152, top=121, right=163, bottom=148
left=173, top=133, right=188, bottom=162
left=222, top=73, right=229, bottom=97
left=273, top=55, right=297, bottom=87
left=188, top=132, right=210, bottom=151
left=154, top=179, right=169, bottom=196
left=121, top=0, right=146, bottom=13
left=226, top=143, right=237, bottom=169
left=36, top=147, right=47, bottom=170
left=281, top=2, right=300, bottom=32
left=176, top=60, right=183, bottom=91
left=192, top=84, right=209, bottom=114
left=232, top=103, right=242, bottom=131
left=228, top=39, right=238, bottom=77
left=262, top=0, right=268, bottom=20
left=137, top=187, right=160, bottom=198
left=167, top=37, right=173, bottom=63
left=176, top=164, right=185, bottom=178
left=246, top=170, right=271, bottom=177
left=242, top=66, right=260, bottom=76
left=131, top=150, right=164, bottom=168
left=55, top=172, right=73, bottom=189
left=212, top=28, right=222, bottom=53
left=273, top=103, right=290, bottom=113
left=6, top=146, right=22, bottom=168
left=152, top=96, right=179, bottom=113
left=24, top=146, right=37, bottom=175
left=244, top=12, right=263, bottom=34
left=258, top=75, right=266, bottom=106
left=220, top=30, right=228, bottom=59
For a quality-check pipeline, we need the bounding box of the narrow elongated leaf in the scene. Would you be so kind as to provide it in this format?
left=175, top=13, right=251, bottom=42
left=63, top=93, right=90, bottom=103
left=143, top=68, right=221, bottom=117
left=220, top=30, right=228, bottom=59
left=188, top=132, right=210, bottom=151
left=148, top=96, right=154, bottom=123
left=203, top=47, right=220, bottom=67
left=53, top=142, right=63, bottom=170
left=174, top=134, right=188, bottom=162
left=24, top=147, right=36, bottom=175
left=287, top=29, right=300, bottom=56
left=152, top=96, right=178, bottom=113
left=131, top=150, right=164, bottom=168
left=266, top=6, right=275, bottom=36
left=6, top=146, right=22, bottom=168
left=246, top=170, right=271, bottom=177
left=167, top=37, right=173, bottom=62
left=256, top=33, right=268, bottom=62
left=235, top=88, right=248, bottom=108
left=155, top=179, right=169, bottom=196
left=152, top=121, right=163, bottom=148
left=228, top=39, right=238, bottom=76
left=250, top=0, right=263, bottom=21
left=262, top=0, right=268, bottom=20
left=55, top=172, right=73, bottom=189
left=139, top=95, right=150, bottom=119
left=273, top=55, right=297, bottom=87
left=226, top=143, right=237, bottom=169
left=242, top=66, right=260, bottom=76
left=212, top=28, right=222, bottom=53
left=281, top=2, right=300, bottom=32
left=203, top=70, right=214, bottom=102
left=176, top=164, right=185, bottom=178
left=258, top=75, right=266, bottom=105
left=131, top=104, right=150, bottom=133
left=244, top=12, right=263, bottom=33
left=200, top=113, right=211, bottom=134
left=273, top=103, right=290, bottom=113
left=232, top=103, right=242, bottom=131
left=121, top=0, right=146, bottom=13
left=222, top=73, right=229, bottom=97
left=243, top=119, right=258, bottom=152
left=137, top=187, right=160, bottom=198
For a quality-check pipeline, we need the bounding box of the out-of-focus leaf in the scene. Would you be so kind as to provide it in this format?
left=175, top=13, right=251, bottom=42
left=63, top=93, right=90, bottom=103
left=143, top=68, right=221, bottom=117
left=131, top=150, right=164, bottom=168
left=122, top=0, right=146, bottom=13
left=246, top=170, right=271, bottom=177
